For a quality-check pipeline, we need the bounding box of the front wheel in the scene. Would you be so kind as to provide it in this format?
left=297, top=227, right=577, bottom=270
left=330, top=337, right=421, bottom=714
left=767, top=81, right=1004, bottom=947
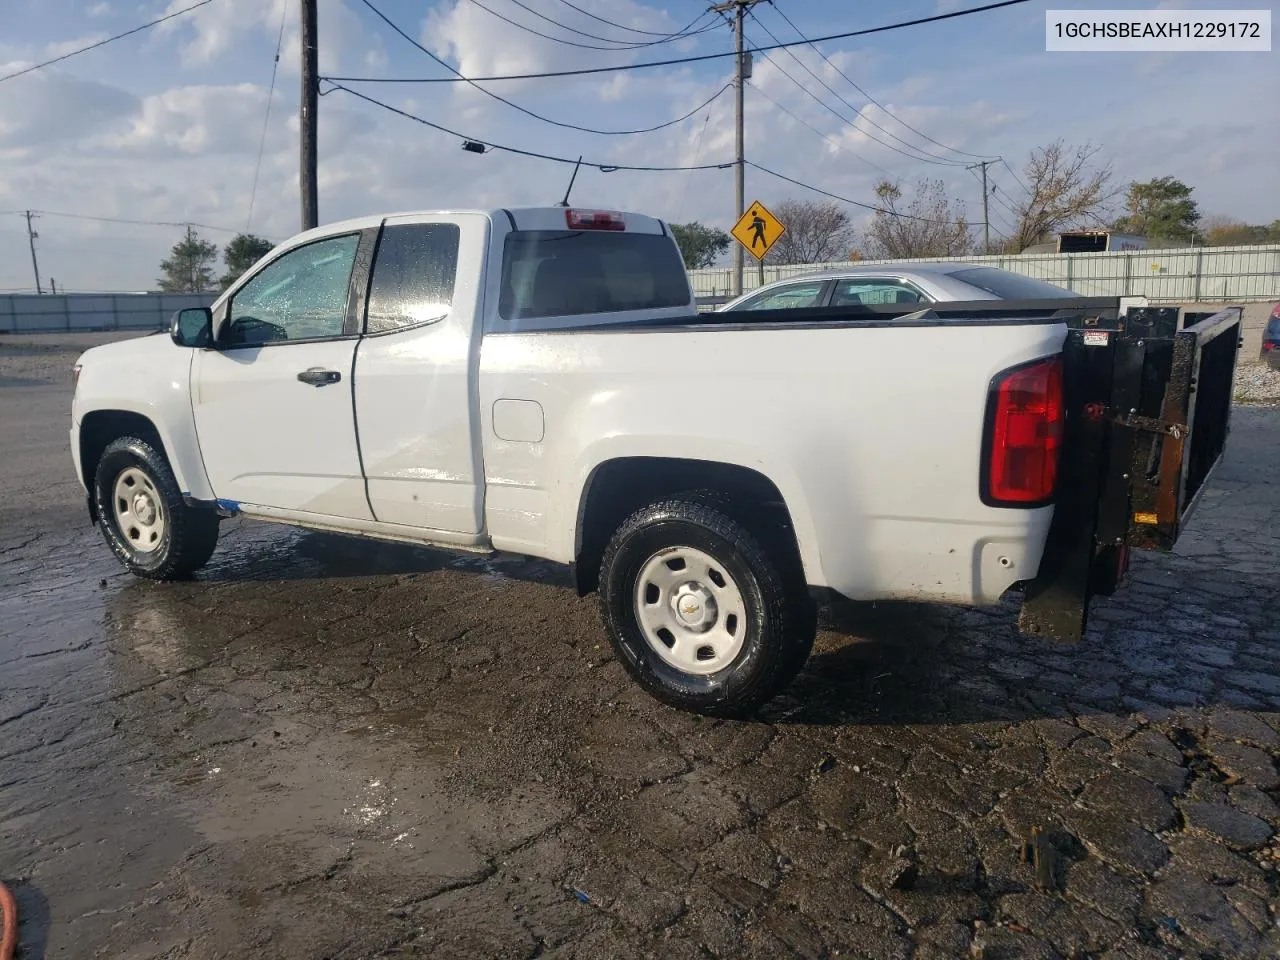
left=93, top=436, right=220, bottom=580
left=598, top=498, right=815, bottom=718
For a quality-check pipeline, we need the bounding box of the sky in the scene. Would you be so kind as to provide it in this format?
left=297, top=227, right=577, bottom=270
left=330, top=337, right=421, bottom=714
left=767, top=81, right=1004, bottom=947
left=0, top=0, right=1276, bottom=292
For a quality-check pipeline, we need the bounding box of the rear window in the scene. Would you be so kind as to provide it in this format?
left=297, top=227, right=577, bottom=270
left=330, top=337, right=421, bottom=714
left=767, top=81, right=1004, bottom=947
left=1266, top=317, right=1280, bottom=339
left=947, top=267, right=1076, bottom=300
left=499, top=230, right=691, bottom=320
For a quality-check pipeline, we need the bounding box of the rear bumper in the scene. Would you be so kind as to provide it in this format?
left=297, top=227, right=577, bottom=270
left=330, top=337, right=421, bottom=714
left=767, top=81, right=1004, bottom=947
left=817, top=509, right=1054, bottom=607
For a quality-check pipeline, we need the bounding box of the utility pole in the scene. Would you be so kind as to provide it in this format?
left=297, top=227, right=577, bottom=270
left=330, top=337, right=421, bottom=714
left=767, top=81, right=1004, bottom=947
left=712, top=0, right=764, bottom=297
left=300, top=0, right=319, bottom=231
left=24, top=210, right=42, bottom=294
left=968, top=160, right=992, bottom=254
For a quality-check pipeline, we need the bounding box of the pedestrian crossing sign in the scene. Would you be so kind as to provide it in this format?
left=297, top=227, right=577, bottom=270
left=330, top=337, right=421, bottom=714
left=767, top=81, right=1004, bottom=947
left=731, top=200, right=785, bottom=261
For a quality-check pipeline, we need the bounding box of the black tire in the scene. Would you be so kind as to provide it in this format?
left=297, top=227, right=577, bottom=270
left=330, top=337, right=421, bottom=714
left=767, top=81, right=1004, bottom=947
left=93, top=436, right=220, bottom=580
left=598, top=498, right=815, bottom=718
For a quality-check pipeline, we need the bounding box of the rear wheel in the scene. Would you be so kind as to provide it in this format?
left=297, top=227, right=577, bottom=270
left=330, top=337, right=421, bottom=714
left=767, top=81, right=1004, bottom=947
left=599, top=498, right=814, bottom=717
left=94, top=436, right=220, bottom=580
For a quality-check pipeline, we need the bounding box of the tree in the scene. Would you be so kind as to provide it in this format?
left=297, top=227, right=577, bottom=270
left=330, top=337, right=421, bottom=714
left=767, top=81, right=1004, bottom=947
left=221, top=233, right=275, bottom=289
left=157, top=225, right=218, bottom=293
left=763, top=199, right=855, bottom=265
left=1111, top=176, right=1200, bottom=245
left=1008, top=141, right=1116, bottom=252
left=1199, top=216, right=1272, bottom=247
left=864, top=179, right=973, bottom=259
left=669, top=222, right=731, bottom=269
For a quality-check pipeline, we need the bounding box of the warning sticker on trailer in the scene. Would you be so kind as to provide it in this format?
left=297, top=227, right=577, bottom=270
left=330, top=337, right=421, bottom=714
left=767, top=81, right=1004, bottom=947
left=1082, top=330, right=1110, bottom=346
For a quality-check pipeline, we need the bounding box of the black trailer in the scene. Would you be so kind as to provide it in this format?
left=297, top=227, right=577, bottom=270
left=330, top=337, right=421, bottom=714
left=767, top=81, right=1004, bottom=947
left=1017, top=301, right=1243, bottom=641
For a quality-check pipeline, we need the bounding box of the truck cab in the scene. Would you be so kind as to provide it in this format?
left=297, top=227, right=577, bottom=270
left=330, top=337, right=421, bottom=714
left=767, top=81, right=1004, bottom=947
left=73, top=207, right=694, bottom=549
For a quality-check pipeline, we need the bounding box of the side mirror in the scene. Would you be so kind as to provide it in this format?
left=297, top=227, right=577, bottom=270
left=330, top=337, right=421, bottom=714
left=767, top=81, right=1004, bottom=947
left=170, top=307, right=212, bottom=348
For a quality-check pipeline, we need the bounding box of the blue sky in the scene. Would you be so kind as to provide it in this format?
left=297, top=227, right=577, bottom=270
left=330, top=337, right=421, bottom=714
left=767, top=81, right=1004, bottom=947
left=0, top=0, right=1276, bottom=291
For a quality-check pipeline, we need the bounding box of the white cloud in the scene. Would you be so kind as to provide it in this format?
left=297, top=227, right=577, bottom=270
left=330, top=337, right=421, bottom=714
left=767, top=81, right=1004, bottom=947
left=105, top=84, right=276, bottom=156
left=88, top=1, right=112, bottom=15
left=0, top=72, right=137, bottom=150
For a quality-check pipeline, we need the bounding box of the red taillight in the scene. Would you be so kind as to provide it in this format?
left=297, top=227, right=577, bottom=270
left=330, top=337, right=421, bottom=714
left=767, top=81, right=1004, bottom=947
left=984, top=356, right=1063, bottom=506
left=1263, top=342, right=1276, bottom=351
left=565, top=209, right=625, bottom=231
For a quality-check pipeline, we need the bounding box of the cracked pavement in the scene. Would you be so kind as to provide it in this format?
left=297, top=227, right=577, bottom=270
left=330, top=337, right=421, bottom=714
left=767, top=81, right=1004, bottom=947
left=1, top=339, right=1278, bottom=958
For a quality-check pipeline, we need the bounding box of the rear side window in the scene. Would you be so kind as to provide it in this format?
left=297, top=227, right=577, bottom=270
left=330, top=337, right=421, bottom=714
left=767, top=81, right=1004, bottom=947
left=365, top=223, right=460, bottom=334
left=830, top=278, right=925, bottom=306
left=947, top=267, right=1076, bottom=300
left=499, top=230, right=691, bottom=320
left=733, top=281, right=826, bottom=311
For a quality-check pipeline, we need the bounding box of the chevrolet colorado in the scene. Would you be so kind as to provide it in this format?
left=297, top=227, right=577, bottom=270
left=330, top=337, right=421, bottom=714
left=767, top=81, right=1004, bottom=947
left=69, top=207, right=1242, bottom=715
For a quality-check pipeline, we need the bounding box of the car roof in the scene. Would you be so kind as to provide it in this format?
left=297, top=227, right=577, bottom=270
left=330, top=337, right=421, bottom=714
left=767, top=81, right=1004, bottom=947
left=757, top=262, right=980, bottom=284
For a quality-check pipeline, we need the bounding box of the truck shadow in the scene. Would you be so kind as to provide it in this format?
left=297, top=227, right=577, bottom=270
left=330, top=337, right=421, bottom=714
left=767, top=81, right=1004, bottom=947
left=767, top=554, right=1277, bottom=726
left=178, top=521, right=1280, bottom=730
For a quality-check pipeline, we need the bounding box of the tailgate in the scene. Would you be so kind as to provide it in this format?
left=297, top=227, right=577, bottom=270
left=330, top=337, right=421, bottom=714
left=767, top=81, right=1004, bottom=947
left=1019, top=305, right=1244, bottom=641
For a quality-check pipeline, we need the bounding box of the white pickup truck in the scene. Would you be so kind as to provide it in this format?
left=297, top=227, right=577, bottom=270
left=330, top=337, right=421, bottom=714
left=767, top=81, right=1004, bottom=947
left=70, top=207, right=1241, bottom=715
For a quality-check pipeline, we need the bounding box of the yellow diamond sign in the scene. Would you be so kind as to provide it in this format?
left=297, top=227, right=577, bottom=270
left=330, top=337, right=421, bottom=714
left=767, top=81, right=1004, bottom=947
left=731, top=200, right=785, bottom=261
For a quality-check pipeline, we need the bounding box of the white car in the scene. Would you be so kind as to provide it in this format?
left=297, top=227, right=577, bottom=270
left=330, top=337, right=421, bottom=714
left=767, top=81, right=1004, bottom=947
left=70, top=207, right=1227, bottom=715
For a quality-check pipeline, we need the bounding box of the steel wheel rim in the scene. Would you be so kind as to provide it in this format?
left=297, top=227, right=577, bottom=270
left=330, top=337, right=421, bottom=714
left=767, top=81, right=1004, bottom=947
left=633, top=546, right=747, bottom=675
left=112, top=467, right=166, bottom=554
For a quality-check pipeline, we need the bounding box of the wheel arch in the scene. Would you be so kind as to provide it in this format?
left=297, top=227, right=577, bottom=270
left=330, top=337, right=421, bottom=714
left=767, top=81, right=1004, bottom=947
left=75, top=408, right=218, bottom=514
left=571, top=456, right=817, bottom=596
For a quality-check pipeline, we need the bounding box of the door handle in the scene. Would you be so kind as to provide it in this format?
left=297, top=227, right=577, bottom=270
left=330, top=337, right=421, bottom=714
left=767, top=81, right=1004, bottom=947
left=297, top=368, right=341, bottom=387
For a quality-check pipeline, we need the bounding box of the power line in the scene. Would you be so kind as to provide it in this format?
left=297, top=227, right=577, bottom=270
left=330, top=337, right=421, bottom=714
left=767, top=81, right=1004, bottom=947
left=327, top=82, right=734, bottom=171
left=27, top=210, right=247, bottom=234
left=324, top=0, right=1034, bottom=83
left=747, top=79, right=894, bottom=178
left=746, top=161, right=971, bottom=225
left=462, top=0, right=716, bottom=51
left=0, top=0, right=217, bottom=84
left=999, top=157, right=1032, bottom=196
left=246, top=1, right=289, bottom=233
left=549, top=0, right=707, bottom=38
left=745, top=13, right=968, bottom=167
left=768, top=1, right=997, bottom=162
left=746, top=37, right=961, bottom=170
left=354, top=0, right=730, bottom=135
left=675, top=112, right=715, bottom=222
left=990, top=182, right=1024, bottom=219
left=966, top=167, right=1017, bottom=233
left=469, top=0, right=714, bottom=49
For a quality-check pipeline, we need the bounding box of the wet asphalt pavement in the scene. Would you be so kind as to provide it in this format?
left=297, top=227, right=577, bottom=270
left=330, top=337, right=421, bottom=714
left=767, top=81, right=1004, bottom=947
left=2, top=343, right=1279, bottom=959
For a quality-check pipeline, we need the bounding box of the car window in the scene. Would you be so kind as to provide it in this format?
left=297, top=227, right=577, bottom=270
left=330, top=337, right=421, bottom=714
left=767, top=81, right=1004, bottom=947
left=946, top=267, right=1076, bottom=299
left=733, top=281, right=826, bottom=311
left=830, top=279, right=926, bottom=306
left=1265, top=317, right=1280, bottom=339
left=366, top=223, right=460, bottom=334
left=225, top=234, right=359, bottom=347
left=499, top=231, right=690, bottom=320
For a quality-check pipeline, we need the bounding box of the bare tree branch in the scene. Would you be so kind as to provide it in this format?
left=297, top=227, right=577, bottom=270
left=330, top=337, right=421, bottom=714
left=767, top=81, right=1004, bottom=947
left=864, top=179, right=973, bottom=259
left=763, top=199, right=856, bottom=265
left=1010, top=140, right=1118, bottom=252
